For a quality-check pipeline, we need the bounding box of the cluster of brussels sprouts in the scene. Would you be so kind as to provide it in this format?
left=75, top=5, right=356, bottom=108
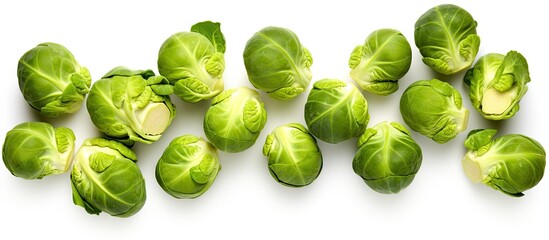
left=2, top=4, right=546, bottom=218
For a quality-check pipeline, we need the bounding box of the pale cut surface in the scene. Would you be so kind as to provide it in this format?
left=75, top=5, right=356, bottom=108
left=140, top=103, right=171, bottom=135
left=481, top=88, right=514, bottom=115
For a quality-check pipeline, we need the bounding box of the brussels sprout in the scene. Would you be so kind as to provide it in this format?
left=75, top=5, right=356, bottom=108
left=400, top=79, right=469, bottom=143
left=86, top=66, right=176, bottom=145
left=158, top=21, right=225, bottom=103
left=156, top=135, right=221, bottom=199
left=263, top=123, right=322, bottom=187
left=70, top=138, right=146, bottom=217
left=304, top=79, right=369, bottom=144
left=462, top=129, right=546, bottom=197
left=352, top=122, right=422, bottom=194
left=464, top=51, right=530, bottom=120
left=414, top=4, right=480, bottom=75
left=2, top=122, right=75, bottom=180
left=243, top=26, right=313, bottom=101
left=17, top=42, right=91, bottom=117
left=203, top=87, right=267, bottom=153
left=349, top=28, right=412, bottom=95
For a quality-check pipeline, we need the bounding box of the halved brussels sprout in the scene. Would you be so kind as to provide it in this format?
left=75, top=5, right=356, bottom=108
left=414, top=4, right=480, bottom=75
left=399, top=79, right=469, bottom=143
left=158, top=21, right=225, bottom=103
left=263, top=123, right=322, bottom=187
left=304, top=79, right=369, bottom=144
left=462, top=129, right=546, bottom=197
left=17, top=42, right=91, bottom=117
left=353, top=122, right=422, bottom=194
left=464, top=51, right=530, bottom=120
left=243, top=26, right=313, bottom=101
left=70, top=138, right=146, bottom=217
left=156, top=135, right=221, bottom=199
left=203, top=87, right=267, bottom=153
left=86, top=66, right=176, bottom=145
left=2, top=122, right=75, bottom=180
left=349, top=28, right=412, bottom=95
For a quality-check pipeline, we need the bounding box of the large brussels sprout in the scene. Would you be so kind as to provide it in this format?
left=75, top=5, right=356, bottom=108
left=464, top=51, right=530, bottom=120
left=158, top=21, right=225, bottom=103
left=262, top=123, right=322, bottom=187
left=414, top=4, right=480, bottom=75
left=17, top=42, right=91, bottom=117
left=203, top=87, right=267, bottom=153
left=353, top=122, right=422, bottom=194
left=2, top=122, right=75, bottom=180
left=400, top=79, right=469, bottom=143
left=86, top=66, right=176, bottom=145
left=462, top=129, right=546, bottom=197
left=304, top=79, right=369, bottom=144
left=349, top=28, right=412, bottom=95
left=70, top=138, right=146, bottom=217
left=156, top=135, right=221, bottom=199
left=243, top=26, right=313, bottom=101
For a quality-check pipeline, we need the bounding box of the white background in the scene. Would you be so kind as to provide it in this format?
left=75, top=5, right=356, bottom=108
left=1, top=0, right=547, bottom=239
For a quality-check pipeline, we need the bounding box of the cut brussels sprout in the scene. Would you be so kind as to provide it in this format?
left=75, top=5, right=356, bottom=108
left=462, top=129, right=546, bottom=197
left=86, top=66, right=176, bottom=145
left=464, top=51, right=530, bottom=120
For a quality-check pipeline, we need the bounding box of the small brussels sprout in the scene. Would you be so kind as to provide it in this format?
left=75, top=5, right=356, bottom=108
left=304, top=79, right=369, bottom=144
left=263, top=123, right=322, bottom=187
left=353, top=122, right=422, bottom=194
left=349, top=28, right=412, bottom=95
left=158, top=21, right=225, bottom=103
left=462, top=129, right=546, bottom=197
left=464, top=51, right=530, bottom=120
left=400, top=79, right=469, bottom=143
left=17, top=42, right=91, bottom=117
left=156, top=135, right=221, bottom=199
left=2, top=122, right=75, bottom=180
left=414, top=4, right=480, bottom=75
left=203, top=87, right=267, bottom=153
left=86, top=66, right=176, bottom=145
left=243, top=26, right=313, bottom=101
left=70, top=138, right=146, bottom=217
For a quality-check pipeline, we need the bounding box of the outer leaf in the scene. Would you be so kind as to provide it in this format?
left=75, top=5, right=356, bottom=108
left=191, top=21, right=226, bottom=53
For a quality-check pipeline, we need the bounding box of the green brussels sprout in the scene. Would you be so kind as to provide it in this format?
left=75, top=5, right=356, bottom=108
left=243, top=26, right=313, bottom=101
left=400, top=79, right=469, bottom=143
left=352, top=121, right=422, bottom=194
left=349, top=28, right=412, bottom=95
left=203, top=87, right=267, bottom=153
left=86, top=66, right=176, bottom=145
left=462, top=129, right=546, bottom=197
left=262, top=123, right=322, bottom=187
left=158, top=21, right=225, bottom=103
left=414, top=4, right=480, bottom=75
left=2, top=122, right=75, bottom=180
left=304, top=79, right=369, bottom=144
left=17, top=42, right=91, bottom=117
left=156, top=135, right=221, bottom=199
left=464, top=51, right=530, bottom=120
left=70, top=138, right=146, bottom=217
